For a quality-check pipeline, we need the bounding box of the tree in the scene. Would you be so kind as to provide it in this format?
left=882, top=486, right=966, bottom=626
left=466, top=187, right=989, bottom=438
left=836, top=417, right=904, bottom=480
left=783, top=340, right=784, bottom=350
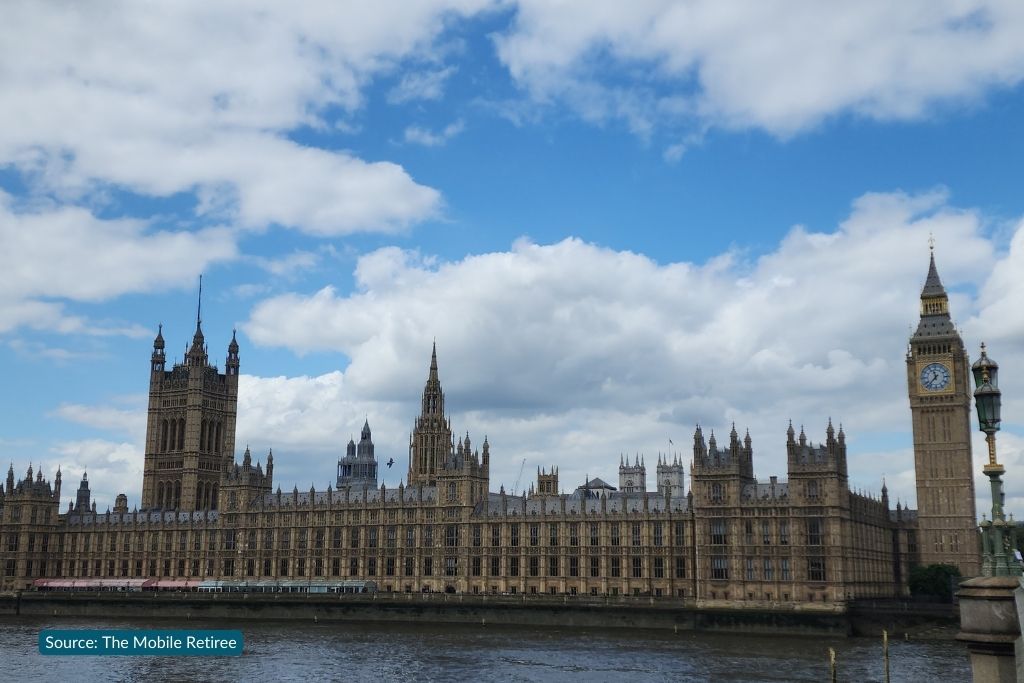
left=908, top=563, right=962, bottom=601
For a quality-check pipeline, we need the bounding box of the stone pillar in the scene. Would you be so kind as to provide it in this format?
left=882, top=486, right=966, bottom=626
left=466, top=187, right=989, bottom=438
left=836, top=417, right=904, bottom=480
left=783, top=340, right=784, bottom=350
left=957, top=577, right=1020, bottom=683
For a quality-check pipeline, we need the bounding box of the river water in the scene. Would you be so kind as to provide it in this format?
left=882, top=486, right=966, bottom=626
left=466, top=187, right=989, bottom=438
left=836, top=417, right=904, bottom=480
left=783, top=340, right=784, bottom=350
left=1, top=616, right=969, bottom=682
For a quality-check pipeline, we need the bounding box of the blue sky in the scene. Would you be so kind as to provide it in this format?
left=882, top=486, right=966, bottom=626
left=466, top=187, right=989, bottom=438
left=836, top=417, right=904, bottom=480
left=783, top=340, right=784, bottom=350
left=2, top=2, right=1024, bottom=514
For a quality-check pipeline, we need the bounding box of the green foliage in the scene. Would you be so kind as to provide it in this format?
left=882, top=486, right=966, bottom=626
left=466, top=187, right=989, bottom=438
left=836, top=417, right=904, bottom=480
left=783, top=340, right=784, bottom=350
left=908, top=563, right=962, bottom=601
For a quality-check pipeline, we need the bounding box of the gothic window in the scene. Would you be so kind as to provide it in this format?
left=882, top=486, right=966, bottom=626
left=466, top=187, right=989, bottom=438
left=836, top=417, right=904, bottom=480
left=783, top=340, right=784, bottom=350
left=368, top=528, right=378, bottom=548
left=349, top=528, right=359, bottom=548
left=490, top=556, right=501, bottom=577
left=548, top=524, right=558, bottom=547
left=405, top=527, right=415, bottom=548
left=762, top=521, right=771, bottom=545
left=745, top=557, right=756, bottom=581
left=160, top=420, right=168, bottom=453
left=529, top=524, right=539, bottom=547
left=631, top=523, right=641, bottom=547
left=806, top=480, right=820, bottom=500
left=590, top=556, right=600, bottom=578
left=447, top=483, right=457, bottom=502
left=548, top=556, right=558, bottom=577
left=711, top=555, right=729, bottom=580
left=779, top=521, right=790, bottom=545
left=367, top=558, right=376, bottom=576
left=710, top=520, right=727, bottom=545
left=509, top=557, right=519, bottom=577
left=570, top=557, right=579, bottom=578
left=422, top=557, right=433, bottom=577
left=445, top=525, right=458, bottom=547
left=632, top=557, right=642, bottom=578
left=590, top=523, right=599, bottom=546
left=763, top=558, right=773, bottom=581
left=510, top=525, right=519, bottom=547
left=711, top=483, right=724, bottom=503
left=610, top=524, right=621, bottom=547
left=808, top=558, right=826, bottom=582
left=424, top=525, right=434, bottom=546
left=491, top=524, right=500, bottom=547
left=653, top=522, right=663, bottom=547
left=675, top=557, right=686, bottom=579
left=806, top=519, right=823, bottom=546
left=744, top=520, right=754, bottom=545
left=569, top=523, right=579, bottom=547
left=471, top=525, right=481, bottom=547
left=781, top=558, right=792, bottom=581
left=177, top=419, right=185, bottom=451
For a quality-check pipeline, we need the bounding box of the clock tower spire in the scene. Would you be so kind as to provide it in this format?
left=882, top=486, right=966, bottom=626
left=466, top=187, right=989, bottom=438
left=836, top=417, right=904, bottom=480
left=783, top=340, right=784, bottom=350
left=907, top=246, right=979, bottom=576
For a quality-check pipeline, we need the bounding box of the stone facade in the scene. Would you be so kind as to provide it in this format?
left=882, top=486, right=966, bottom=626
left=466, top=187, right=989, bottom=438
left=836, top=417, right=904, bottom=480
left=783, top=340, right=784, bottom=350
left=907, top=251, right=981, bottom=576
left=0, top=254, right=978, bottom=603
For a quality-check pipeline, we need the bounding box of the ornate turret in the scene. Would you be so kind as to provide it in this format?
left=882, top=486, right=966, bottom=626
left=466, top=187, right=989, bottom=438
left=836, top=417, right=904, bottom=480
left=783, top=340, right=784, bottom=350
left=226, top=329, right=240, bottom=376
left=75, top=471, right=91, bottom=512
left=338, top=420, right=378, bottom=489
left=152, top=324, right=166, bottom=372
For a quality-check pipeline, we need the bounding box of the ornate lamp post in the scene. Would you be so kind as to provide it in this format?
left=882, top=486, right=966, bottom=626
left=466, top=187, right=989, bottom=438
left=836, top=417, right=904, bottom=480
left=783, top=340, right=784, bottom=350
left=972, top=344, right=1019, bottom=577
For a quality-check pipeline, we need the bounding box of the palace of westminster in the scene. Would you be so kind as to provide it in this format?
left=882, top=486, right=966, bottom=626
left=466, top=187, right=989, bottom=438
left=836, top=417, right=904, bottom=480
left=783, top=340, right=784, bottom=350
left=0, top=253, right=984, bottom=605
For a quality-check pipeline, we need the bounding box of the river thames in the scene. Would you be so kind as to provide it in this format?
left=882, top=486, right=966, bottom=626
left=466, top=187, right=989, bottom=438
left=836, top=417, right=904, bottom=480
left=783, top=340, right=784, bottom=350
left=2, top=616, right=968, bottom=682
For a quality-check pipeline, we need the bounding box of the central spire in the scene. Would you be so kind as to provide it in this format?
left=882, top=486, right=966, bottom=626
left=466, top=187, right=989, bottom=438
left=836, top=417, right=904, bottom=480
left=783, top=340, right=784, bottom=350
left=921, top=250, right=947, bottom=300
left=913, top=247, right=955, bottom=339
left=429, top=339, right=438, bottom=382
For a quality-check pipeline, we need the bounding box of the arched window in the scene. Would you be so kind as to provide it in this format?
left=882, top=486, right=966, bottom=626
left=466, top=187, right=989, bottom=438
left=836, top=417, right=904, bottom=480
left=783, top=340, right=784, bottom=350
left=174, top=480, right=182, bottom=509
left=160, top=420, right=168, bottom=453
left=215, top=422, right=222, bottom=454
left=200, top=420, right=207, bottom=452
left=177, top=419, right=185, bottom=451
left=157, top=481, right=164, bottom=508
left=211, top=484, right=218, bottom=511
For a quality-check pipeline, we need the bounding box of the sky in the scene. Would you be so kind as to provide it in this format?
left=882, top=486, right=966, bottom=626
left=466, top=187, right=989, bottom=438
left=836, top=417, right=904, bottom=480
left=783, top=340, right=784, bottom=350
left=2, top=2, right=1024, bottom=517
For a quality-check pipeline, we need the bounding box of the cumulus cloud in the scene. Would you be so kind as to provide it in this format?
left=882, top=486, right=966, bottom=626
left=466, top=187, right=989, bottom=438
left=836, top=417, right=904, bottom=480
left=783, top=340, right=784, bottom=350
left=239, top=190, right=1018, bottom=508
left=0, top=2, right=489, bottom=234
left=0, top=193, right=238, bottom=334
left=42, top=440, right=143, bottom=512
left=493, top=1, right=1024, bottom=135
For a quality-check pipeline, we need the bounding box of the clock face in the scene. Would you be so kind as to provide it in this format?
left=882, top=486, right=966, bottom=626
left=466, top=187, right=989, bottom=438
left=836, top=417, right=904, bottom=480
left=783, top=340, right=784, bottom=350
left=920, top=362, right=951, bottom=391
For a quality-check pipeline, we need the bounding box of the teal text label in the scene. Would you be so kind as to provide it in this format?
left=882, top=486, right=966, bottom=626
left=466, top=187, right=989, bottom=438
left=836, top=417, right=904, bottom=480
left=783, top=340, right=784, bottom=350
left=39, top=629, right=244, bottom=656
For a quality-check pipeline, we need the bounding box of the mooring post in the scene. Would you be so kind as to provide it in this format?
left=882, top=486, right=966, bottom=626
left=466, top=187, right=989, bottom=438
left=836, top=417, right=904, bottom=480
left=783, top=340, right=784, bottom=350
left=883, top=629, right=890, bottom=683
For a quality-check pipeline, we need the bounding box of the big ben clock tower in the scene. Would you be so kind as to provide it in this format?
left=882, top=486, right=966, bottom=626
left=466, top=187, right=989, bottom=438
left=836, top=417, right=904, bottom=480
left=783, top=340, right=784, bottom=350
left=907, top=248, right=980, bottom=576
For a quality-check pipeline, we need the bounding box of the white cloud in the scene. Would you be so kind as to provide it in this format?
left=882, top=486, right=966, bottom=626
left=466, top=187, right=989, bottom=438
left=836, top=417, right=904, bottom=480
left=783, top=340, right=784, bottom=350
left=0, top=2, right=492, bottom=234
left=44, top=440, right=143, bottom=512
left=404, top=120, right=466, bottom=146
left=388, top=66, right=459, bottom=104
left=241, top=190, right=1020, bottom=508
left=53, top=402, right=146, bottom=441
left=494, top=1, right=1024, bottom=135
left=0, top=192, right=238, bottom=334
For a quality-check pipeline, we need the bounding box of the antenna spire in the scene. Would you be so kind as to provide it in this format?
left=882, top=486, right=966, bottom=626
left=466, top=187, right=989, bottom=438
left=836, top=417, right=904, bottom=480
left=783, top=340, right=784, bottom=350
left=197, top=274, right=203, bottom=327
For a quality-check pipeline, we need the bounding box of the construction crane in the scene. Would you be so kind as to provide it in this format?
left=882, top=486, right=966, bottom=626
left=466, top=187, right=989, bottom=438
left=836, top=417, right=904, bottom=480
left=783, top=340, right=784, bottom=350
left=511, top=458, right=526, bottom=495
